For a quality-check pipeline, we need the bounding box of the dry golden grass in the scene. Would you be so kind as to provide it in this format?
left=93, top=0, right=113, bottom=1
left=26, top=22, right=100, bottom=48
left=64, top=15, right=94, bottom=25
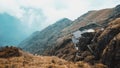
left=0, top=54, right=108, bottom=68
left=0, top=46, right=108, bottom=68
left=0, top=55, right=76, bottom=68
left=93, top=63, right=108, bottom=68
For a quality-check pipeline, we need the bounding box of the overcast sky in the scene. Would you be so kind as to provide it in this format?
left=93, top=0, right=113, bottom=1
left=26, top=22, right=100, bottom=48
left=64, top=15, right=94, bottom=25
left=0, top=0, right=120, bottom=31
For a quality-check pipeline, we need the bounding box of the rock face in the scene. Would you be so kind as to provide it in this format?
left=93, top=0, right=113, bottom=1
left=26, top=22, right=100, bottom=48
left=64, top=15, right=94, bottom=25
left=100, top=19, right=120, bottom=68
left=95, top=18, right=120, bottom=59
left=102, top=33, right=120, bottom=68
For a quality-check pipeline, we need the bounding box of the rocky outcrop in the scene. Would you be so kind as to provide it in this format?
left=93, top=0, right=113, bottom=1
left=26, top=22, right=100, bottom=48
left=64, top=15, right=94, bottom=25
left=0, top=46, right=22, bottom=58
left=101, top=33, right=120, bottom=68
left=95, top=18, right=120, bottom=59
left=100, top=19, right=120, bottom=68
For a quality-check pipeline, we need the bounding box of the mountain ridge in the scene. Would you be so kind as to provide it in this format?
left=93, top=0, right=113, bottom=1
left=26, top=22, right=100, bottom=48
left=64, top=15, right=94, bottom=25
left=19, top=18, right=72, bottom=54
left=0, top=4, right=120, bottom=68
left=20, top=5, right=117, bottom=55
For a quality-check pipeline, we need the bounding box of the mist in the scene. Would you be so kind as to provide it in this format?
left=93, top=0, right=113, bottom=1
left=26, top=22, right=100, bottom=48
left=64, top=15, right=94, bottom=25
left=0, top=0, right=120, bottom=46
left=0, top=13, right=34, bottom=46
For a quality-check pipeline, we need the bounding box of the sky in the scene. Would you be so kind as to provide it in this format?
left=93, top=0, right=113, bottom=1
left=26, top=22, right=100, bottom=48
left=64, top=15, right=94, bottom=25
left=0, top=0, right=120, bottom=31
left=0, top=0, right=120, bottom=45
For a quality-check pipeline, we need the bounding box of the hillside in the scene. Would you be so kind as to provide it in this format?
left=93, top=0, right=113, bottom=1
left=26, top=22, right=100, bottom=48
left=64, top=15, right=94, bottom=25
left=0, top=46, right=107, bottom=68
left=0, top=3, right=119, bottom=68
left=19, top=18, right=72, bottom=54
left=47, top=17, right=120, bottom=68
left=46, top=5, right=120, bottom=68
left=61, top=8, right=113, bottom=35
left=20, top=5, right=120, bottom=55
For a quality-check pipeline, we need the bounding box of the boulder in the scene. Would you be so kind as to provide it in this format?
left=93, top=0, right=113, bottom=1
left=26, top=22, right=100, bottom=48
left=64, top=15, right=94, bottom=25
left=95, top=18, right=120, bottom=59
left=0, top=46, right=22, bottom=58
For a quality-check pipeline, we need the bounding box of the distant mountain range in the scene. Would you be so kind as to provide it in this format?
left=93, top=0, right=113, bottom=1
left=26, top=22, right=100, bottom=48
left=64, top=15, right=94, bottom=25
left=0, top=13, right=28, bottom=46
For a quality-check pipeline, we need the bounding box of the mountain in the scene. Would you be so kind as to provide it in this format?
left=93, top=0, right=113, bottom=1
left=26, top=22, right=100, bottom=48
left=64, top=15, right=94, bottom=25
left=46, top=5, right=120, bottom=68
left=0, top=13, right=27, bottom=46
left=61, top=8, right=113, bottom=35
left=1, top=4, right=120, bottom=68
left=20, top=5, right=119, bottom=55
left=19, top=18, right=72, bottom=54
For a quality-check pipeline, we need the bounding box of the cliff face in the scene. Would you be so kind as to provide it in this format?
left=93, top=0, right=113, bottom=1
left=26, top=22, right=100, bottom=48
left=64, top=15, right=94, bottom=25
left=19, top=18, right=72, bottom=54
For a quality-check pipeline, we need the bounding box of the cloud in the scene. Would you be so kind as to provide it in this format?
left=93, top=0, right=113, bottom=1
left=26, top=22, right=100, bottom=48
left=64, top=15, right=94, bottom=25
left=0, top=0, right=120, bottom=45
left=0, top=0, right=120, bottom=32
left=0, top=0, right=25, bottom=19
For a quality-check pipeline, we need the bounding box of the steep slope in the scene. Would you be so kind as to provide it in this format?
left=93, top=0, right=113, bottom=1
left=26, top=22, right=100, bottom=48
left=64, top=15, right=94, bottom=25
left=103, top=4, right=120, bottom=25
left=20, top=5, right=117, bottom=55
left=62, top=8, right=113, bottom=35
left=46, top=5, right=120, bottom=68
left=19, top=18, right=72, bottom=54
left=99, top=18, right=120, bottom=68
left=47, top=17, right=120, bottom=68
left=45, top=8, right=114, bottom=57
left=45, top=6, right=116, bottom=56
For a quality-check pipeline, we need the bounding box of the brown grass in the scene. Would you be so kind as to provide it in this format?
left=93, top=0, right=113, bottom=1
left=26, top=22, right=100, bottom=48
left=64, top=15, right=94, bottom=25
left=0, top=54, right=108, bottom=68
